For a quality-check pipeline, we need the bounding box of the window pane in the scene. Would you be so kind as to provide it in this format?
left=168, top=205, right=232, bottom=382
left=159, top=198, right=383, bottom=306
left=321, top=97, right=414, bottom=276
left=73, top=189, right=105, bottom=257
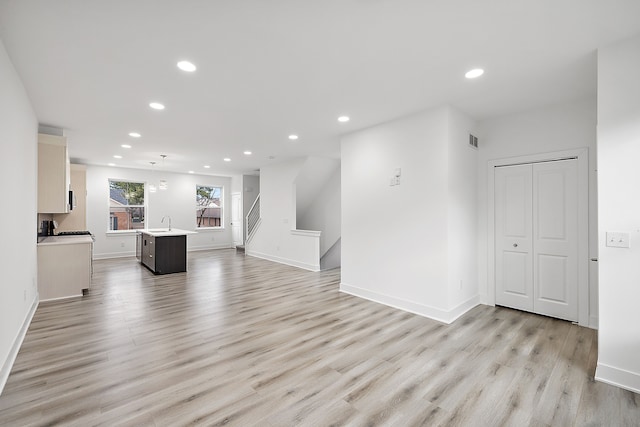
left=109, top=180, right=145, bottom=230
left=109, top=207, right=145, bottom=230
left=109, top=181, right=144, bottom=206
left=196, top=185, right=222, bottom=228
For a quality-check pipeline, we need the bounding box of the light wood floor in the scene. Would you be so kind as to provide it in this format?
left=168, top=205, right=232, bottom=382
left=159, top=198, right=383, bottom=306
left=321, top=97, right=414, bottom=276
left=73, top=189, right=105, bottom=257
left=1, top=250, right=638, bottom=426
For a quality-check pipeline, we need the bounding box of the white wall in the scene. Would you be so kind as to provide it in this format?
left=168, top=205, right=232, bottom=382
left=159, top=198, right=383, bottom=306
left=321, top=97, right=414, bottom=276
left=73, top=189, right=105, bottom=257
left=0, top=39, right=38, bottom=393
left=341, top=105, right=478, bottom=323
left=85, top=165, right=233, bottom=258
left=296, top=159, right=341, bottom=257
left=246, top=158, right=321, bottom=271
left=595, top=33, right=640, bottom=393
left=295, top=157, right=340, bottom=227
left=476, top=98, right=598, bottom=326
left=447, top=107, right=479, bottom=309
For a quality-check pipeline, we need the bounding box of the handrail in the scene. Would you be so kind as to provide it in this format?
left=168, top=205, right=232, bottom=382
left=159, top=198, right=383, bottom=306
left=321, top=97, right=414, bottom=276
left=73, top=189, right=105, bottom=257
left=246, top=193, right=260, bottom=242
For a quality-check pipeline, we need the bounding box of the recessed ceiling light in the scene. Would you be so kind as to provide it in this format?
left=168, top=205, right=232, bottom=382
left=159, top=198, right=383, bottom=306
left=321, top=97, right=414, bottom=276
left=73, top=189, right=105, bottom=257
left=188, top=170, right=194, bottom=174
left=121, top=144, right=132, bottom=149
left=465, top=68, right=484, bottom=79
left=128, top=132, right=141, bottom=138
left=177, top=61, right=197, bottom=72
left=108, top=163, right=116, bottom=167
left=204, top=165, right=210, bottom=169
left=244, top=151, right=252, bottom=155
left=223, top=158, right=231, bottom=162
left=149, top=102, right=165, bottom=110
left=288, top=134, right=299, bottom=140
left=113, top=155, right=122, bottom=159
left=338, top=116, right=350, bottom=123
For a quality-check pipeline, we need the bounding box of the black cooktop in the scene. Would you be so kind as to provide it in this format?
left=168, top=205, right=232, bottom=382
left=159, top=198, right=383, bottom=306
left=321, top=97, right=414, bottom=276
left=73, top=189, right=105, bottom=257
left=57, top=231, right=92, bottom=236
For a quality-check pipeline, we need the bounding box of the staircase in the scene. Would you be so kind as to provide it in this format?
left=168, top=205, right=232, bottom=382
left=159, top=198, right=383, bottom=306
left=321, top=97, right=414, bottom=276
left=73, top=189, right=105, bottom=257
left=244, top=156, right=341, bottom=271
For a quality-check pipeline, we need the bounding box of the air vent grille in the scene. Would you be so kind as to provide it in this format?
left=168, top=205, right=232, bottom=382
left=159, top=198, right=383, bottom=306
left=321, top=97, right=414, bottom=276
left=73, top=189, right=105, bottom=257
left=469, top=134, right=478, bottom=149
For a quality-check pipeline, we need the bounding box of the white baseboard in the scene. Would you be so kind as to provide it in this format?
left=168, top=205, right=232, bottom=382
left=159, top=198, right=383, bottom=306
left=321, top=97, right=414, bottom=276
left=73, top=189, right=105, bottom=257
left=188, top=244, right=235, bottom=252
left=339, top=282, right=480, bottom=324
left=0, top=296, right=38, bottom=396
left=39, top=294, right=83, bottom=303
left=93, top=251, right=133, bottom=260
left=595, top=363, right=640, bottom=394
left=246, top=250, right=320, bottom=272
left=589, top=315, right=599, bottom=330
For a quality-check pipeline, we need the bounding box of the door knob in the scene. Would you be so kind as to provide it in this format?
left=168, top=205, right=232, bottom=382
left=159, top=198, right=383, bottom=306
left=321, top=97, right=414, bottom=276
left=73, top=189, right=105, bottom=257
left=513, top=243, right=518, bottom=247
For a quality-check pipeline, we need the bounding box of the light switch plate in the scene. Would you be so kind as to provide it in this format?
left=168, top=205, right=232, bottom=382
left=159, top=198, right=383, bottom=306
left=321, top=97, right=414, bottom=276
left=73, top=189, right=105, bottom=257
left=606, top=232, right=630, bottom=248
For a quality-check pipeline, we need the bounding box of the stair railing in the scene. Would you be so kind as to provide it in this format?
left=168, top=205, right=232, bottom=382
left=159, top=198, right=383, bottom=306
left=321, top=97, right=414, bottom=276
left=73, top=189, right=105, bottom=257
left=246, top=194, right=261, bottom=242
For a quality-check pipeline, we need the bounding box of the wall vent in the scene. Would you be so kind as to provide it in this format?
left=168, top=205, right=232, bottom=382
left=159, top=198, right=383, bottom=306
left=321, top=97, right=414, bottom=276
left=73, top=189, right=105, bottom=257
left=469, top=134, right=478, bottom=149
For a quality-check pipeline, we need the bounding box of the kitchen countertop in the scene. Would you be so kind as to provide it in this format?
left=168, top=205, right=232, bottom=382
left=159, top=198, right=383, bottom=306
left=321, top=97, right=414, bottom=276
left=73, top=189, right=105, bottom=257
left=38, top=235, right=94, bottom=246
left=138, top=228, right=197, bottom=237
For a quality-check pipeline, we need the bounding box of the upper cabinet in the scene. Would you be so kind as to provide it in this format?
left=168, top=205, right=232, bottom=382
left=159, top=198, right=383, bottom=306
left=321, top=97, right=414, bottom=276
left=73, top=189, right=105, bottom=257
left=38, top=133, right=70, bottom=213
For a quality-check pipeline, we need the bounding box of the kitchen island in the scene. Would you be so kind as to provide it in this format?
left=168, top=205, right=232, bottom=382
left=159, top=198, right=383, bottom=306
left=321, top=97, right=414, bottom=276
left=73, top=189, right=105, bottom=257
left=136, top=229, right=196, bottom=274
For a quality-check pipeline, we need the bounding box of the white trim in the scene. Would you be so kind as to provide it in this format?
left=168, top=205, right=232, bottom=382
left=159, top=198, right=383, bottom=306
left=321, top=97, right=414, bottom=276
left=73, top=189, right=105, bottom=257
left=487, top=148, right=591, bottom=327
left=340, top=282, right=481, bottom=324
left=105, top=230, right=138, bottom=236
left=93, top=251, right=133, bottom=260
left=188, top=243, right=235, bottom=252
left=39, top=294, right=83, bottom=302
left=1, top=296, right=39, bottom=396
left=595, top=363, right=640, bottom=394
left=290, top=229, right=321, bottom=237
left=246, top=250, right=320, bottom=272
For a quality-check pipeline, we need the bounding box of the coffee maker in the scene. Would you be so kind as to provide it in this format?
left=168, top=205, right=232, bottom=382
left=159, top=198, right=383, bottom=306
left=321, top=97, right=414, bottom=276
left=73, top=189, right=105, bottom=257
left=41, top=220, right=57, bottom=236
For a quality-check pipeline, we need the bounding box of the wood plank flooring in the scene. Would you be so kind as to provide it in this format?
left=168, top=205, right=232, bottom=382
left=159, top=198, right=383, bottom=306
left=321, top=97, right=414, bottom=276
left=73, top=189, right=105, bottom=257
left=1, top=249, right=638, bottom=426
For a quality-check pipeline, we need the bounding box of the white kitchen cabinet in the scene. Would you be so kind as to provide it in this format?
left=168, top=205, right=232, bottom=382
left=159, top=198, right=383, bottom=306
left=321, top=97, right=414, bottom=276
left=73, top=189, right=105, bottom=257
left=38, top=133, right=70, bottom=213
left=37, top=236, right=92, bottom=300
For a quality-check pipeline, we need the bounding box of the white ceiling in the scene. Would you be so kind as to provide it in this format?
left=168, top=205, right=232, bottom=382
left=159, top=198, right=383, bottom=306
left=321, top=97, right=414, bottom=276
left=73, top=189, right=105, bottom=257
left=1, top=0, right=639, bottom=176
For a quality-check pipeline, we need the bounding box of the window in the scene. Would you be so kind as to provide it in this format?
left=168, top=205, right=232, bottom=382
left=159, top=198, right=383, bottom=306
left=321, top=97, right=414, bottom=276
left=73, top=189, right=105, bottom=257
left=196, top=185, right=222, bottom=228
left=109, top=180, right=145, bottom=230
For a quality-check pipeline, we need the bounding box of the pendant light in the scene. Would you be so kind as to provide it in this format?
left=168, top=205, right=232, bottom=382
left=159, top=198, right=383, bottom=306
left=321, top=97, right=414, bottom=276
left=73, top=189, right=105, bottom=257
left=159, top=155, right=168, bottom=190
left=149, top=161, right=157, bottom=193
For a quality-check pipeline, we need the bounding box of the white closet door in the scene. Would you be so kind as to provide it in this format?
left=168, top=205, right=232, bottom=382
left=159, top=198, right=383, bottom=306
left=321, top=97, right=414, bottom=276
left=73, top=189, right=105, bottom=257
left=532, top=160, right=578, bottom=321
left=495, top=164, right=534, bottom=312
left=495, top=159, right=579, bottom=322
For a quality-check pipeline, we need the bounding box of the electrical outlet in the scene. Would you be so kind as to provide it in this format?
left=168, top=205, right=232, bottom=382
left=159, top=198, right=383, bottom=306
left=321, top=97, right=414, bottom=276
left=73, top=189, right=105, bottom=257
left=120, top=242, right=125, bottom=248
left=606, top=232, right=630, bottom=248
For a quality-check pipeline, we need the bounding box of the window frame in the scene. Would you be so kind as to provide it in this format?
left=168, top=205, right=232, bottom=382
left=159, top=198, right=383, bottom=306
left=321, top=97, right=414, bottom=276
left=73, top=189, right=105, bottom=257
left=196, top=184, right=224, bottom=229
left=108, top=179, right=147, bottom=232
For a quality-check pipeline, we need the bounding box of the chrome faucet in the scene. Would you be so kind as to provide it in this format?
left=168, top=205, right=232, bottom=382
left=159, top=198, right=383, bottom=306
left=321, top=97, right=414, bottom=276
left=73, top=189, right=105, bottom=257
left=161, top=215, right=172, bottom=231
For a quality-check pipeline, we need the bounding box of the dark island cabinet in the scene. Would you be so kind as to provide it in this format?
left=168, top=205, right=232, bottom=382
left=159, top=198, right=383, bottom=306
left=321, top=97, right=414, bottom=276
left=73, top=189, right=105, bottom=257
left=139, top=232, right=187, bottom=274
